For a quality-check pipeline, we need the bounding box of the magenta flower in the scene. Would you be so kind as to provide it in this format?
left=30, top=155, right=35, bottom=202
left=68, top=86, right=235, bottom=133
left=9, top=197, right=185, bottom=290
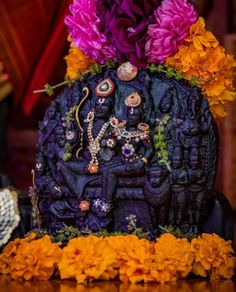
left=96, top=0, right=160, bottom=68
left=65, top=0, right=117, bottom=64
left=145, top=0, right=198, bottom=64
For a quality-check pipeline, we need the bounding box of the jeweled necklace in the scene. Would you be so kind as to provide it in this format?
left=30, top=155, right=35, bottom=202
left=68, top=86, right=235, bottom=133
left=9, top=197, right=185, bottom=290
left=86, top=111, right=110, bottom=173
left=110, top=117, right=150, bottom=158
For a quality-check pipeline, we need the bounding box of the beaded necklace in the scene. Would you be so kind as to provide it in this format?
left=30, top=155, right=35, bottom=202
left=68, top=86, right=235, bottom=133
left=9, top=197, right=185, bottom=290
left=85, top=111, right=110, bottom=173
left=110, top=117, right=150, bottom=159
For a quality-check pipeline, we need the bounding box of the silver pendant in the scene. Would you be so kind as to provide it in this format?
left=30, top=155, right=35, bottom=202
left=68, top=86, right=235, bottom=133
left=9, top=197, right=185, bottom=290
left=99, top=148, right=113, bottom=161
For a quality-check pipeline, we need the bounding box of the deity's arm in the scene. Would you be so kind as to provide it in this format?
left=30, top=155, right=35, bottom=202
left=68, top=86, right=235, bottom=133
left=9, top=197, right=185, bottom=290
left=141, top=136, right=155, bottom=164
left=180, top=170, right=189, bottom=185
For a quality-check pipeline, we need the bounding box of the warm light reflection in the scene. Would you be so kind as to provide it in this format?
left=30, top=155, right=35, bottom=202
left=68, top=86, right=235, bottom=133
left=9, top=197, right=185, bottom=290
left=0, top=276, right=235, bottom=292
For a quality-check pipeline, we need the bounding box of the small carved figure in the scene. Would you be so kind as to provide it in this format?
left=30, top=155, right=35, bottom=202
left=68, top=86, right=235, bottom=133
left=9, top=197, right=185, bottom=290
left=187, top=147, right=208, bottom=228
left=144, top=165, right=171, bottom=226
left=175, top=87, right=209, bottom=150
left=158, top=88, right=174, bottom=115
left=168, top=146, right=189, bottom=226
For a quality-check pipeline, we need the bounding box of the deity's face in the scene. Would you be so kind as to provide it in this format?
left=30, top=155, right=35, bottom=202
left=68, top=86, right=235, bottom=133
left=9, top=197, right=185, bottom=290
left=94, top=97, right=113, bottom=119
left=171, top=158, right=182, bottom=169
left=159, top=93, right=173, bottom=113
left=182, top=119, right=200, bottom=136
left=149, top=169, right=164, bottom=187
left=127, top=106, right=143, bottom=127
left=189, top=159, right=200, bottom=170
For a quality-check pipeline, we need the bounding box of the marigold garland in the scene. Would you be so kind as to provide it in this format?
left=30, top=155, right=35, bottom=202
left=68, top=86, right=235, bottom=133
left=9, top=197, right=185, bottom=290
left=191, top=233, right=236, bottom=279
left=106, top=235, right=154, bottom=283
left=11, top=235, right=61, bottom=281
left=0, top=232, right=36, bottom=275
left=165, top=17, right=236, bottom=119
left=151, top=233, right=194, bottom=282
left=58, top=235, right=118, bottom=283
left=0, top=233, right=235, bottom=283
left=65, top=41, right=95, bottom=80
left=0, top=233, right=62, bottom=281
left=62, top=2, right=236, bottom=121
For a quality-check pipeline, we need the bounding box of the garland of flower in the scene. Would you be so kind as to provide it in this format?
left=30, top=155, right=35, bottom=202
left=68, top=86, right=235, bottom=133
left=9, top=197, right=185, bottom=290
left=62, top=0, right=236, bottom=120
left=0, top=232, right=234, bottom=283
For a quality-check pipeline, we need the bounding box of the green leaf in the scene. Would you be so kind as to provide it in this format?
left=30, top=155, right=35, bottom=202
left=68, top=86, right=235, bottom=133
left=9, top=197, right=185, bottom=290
left=190, top=76, right=199, bottom=86
left=175, top=71, right=184, bottom=80
left=147, top=64, right=158, bottom=73
left=44, top=83, right=54, bottom=96
left=166, top=67, right=175, bottom=78
left=156, top=64, right=164, bottom=73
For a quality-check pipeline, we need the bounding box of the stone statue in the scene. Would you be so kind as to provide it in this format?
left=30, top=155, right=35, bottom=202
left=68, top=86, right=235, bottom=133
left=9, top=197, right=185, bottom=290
left=34, top=64, right=232, bottom=239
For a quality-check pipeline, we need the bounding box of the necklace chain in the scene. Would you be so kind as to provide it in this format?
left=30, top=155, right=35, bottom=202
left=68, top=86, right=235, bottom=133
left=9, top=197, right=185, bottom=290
left=86, top=111, right=110, bottom=170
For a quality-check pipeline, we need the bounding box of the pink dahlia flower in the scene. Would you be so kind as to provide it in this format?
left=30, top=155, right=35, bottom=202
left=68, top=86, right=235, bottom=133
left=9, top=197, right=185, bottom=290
left=145, top=0, right=198, bottom=63
left=65, top=0, right=117, bottom=64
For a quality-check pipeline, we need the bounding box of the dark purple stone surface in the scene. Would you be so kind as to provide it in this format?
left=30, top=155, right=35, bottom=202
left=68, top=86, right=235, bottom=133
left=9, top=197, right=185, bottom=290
left=34, top=66, right=232, bottom=239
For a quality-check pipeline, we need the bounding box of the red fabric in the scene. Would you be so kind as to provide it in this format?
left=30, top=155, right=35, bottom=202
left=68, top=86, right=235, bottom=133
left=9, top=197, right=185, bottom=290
left=0, top=1, right=70, bottom=115
left=23, top=6, right=70, bottom=115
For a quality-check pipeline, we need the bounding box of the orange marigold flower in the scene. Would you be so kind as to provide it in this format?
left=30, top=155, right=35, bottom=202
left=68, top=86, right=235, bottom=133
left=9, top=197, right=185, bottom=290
left=0, top=232, right=36, bottom=275
left=150, top=233, right=194, bottom=283
left=65, top=41, right=95, bottom=80
left=58, top=235, right=118, bottom=283
left=106, top=235, right=153, bottom=284
left=191, top=233, right=236, bottom=279
left=10, top=235, right=61, bottom=281
left=165, top=17, right=236, bottom=120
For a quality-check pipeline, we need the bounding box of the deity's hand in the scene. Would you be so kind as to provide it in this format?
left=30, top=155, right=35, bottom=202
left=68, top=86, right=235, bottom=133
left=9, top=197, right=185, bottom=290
left=125, top=159, right=145, bottom=174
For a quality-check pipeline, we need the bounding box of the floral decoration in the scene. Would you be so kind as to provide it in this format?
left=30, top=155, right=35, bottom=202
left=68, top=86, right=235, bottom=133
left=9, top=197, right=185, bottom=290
left=106, top=235, right=153, bottom=283
left=154, top=115, right=171, bottom=170
left=165, top=17, right=236, bottom=119
left=65, top=0, right=117, bottom=64
left=145, top=0, right=198, bottom=63
left=191, top=233, right=236, bottom=279
left=0, top=233, right=36, bottom=275
left=0, top=232, right=235, bottom=283
left=65, top=40, right=95, bottom=80
left=62, top=0, right=236, bottom=120
left=58, top=235, right=118, bottom=283
left=151, top=233, right=194, bottom=282
left=96, top=0, right=159, bottom=67
left=10, top=235, right=61, bottom=281
left=79, top=200, right=90, bottom=212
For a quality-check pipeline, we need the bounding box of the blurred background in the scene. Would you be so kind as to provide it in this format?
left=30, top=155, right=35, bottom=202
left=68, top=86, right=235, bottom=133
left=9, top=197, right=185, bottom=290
left=0, top=1, right=235, bottom=208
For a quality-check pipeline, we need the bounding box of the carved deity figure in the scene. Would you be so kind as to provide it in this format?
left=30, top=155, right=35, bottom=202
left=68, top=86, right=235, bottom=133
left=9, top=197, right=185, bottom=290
left=59, top=92, right=114, bottom=197
left=49, top=88, right=115, bottom=231
left=144, top=165, right=171, bottom=226
left=102, top=92, right=155, bottom=204
left=175, top=87, right=209, bottom=151
left=187, top=147, right=208, bottom=228
left=168, top=146, right=188, bottom=226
